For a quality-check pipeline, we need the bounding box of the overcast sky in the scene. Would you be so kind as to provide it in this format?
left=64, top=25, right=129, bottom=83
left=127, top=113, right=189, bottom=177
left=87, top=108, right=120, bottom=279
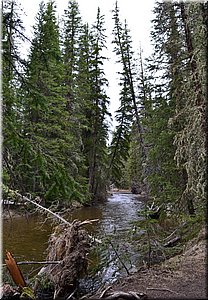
left=19, top=0, right=155, bottom=132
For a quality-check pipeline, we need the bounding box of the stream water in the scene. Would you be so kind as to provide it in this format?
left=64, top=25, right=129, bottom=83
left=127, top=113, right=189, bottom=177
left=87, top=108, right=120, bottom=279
left=3, top=193, right=145, bottom=285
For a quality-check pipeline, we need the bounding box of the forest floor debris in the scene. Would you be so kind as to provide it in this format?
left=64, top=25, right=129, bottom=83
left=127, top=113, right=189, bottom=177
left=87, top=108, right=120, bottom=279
left=2, top=222, right=207, bottom=299
left=106, top=227, right=207, bottom=299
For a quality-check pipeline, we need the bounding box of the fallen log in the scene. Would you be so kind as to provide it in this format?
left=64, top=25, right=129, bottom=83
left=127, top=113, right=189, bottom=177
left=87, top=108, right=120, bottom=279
left=80, top=286, right=147, bottom=300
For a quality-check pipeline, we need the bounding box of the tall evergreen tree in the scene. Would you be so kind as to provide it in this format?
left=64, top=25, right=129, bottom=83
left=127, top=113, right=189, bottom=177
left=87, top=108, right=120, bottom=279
left=62, top=0, right=82, bottom=113
left=22, top=1, right=85, bottom=205
left=110, top=2, right=147, bottom=192
left=146, top=1, right=206, bottom=214
left=61, top=0, right=90, bottom=200
left=2, top=0, right=27, bottom=192
left=142, top=2, right=185, bottom=208
left=86, top=8, right=110, bottom=200
left=172, top=2, right=206, bottom=213
left=109, top=79, right=132, bottom=187
left=76, top=23, right=94, bottom=181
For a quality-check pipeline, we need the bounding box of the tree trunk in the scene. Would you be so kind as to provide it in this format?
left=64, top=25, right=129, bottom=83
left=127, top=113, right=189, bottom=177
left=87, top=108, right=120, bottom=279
left=179, top=2, right=203, bottom=107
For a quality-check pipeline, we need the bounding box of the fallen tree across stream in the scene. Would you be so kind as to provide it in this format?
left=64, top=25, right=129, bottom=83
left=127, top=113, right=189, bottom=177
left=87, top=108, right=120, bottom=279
left=2, top=188, right=101, bottom=299
left=3, top=186, right=101, bottom=243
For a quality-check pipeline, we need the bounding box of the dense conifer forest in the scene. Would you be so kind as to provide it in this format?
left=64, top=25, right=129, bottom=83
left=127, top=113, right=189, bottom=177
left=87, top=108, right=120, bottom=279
left=2, top=1, right=207, bottom=299
left=2, top=0, right=206, bottom=217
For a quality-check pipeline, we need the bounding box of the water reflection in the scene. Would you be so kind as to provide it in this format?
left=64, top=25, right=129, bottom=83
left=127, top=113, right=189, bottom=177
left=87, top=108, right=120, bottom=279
left=70, top=193, right=144, bottom=283
left=3, top=215, right=53, bottom=262
left=3, top=193, right=144, bottom=283
left=71, top=193, right=143, bottom=236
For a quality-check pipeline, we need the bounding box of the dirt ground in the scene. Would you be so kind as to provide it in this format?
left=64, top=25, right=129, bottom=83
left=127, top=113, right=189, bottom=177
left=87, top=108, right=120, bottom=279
left=108, top=227, right=207, bottom=299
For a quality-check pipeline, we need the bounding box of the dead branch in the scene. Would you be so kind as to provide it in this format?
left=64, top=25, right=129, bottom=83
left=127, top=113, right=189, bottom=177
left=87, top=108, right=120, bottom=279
left=146, top=287, right=179, bottom=294
left=163, top=236, right=181, bottom=248
left=66, top=288, right=77, bottom=299
left=89, top=290, right=147, bottom=299
left=163, top=221, right=187, bottom=242
left=78, top=219, right=100, bottom=226
left=100, top=286, right=112, bottom=298
left=8, top=189, right=101, bottom=243
left=109, top=240, right=130, bottom=275
left=78, top=218, right=102, bottom=243
left=15, top=191, right=70, bottom=225
left=2, top=260, right=60, bottom=267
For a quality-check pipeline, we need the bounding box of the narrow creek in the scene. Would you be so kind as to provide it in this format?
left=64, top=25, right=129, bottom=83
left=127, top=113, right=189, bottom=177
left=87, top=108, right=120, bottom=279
left=3, top=192, right=145, bottom=286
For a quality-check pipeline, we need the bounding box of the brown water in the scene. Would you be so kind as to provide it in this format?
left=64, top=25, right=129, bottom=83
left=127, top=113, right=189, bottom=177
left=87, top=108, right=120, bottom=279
left=3, top=193, right=144, bottom=283
left=3, top=216, right=52, bottom=262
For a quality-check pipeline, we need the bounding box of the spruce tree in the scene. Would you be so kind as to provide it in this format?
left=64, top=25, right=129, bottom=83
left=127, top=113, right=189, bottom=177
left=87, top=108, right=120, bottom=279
left=76, top=23, right=94, bottom=182
left=146, top=1, right=206, bottom=215
left=172, top=2, right=206, bottom=213
left=22, top=1, right=85, bottom=205
left=62, top=0, right=89, bottom=200
left=109, top=79, right=132, bottom=187
left=62, top=0, right=82, bottom=114
left=141, top=2, right=184, bottom=210
left=2, top=0, right=27, bottom=193
left=86, top=8, right=110, bottom=200
left=111, top=2, right=147, bottom=191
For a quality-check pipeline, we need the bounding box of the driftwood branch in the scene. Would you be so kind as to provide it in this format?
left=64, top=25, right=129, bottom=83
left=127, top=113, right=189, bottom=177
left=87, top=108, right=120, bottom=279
left=163, top=221, right=187, bottom=244
left=66, top=288, right=77, bottom=299
left=78, top=219, right=100, bottom=226
left=163, top=236, right=181, bottom=248
left=100, top=286, right=112, bottom=298
left=2, top=260, right=61, bottom=267
left=89, top=290, right=147, bottom=299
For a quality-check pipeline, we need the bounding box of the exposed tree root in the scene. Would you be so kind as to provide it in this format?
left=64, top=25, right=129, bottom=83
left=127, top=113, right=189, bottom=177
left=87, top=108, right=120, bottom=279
left=37, top=220, right=91, bottom=300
